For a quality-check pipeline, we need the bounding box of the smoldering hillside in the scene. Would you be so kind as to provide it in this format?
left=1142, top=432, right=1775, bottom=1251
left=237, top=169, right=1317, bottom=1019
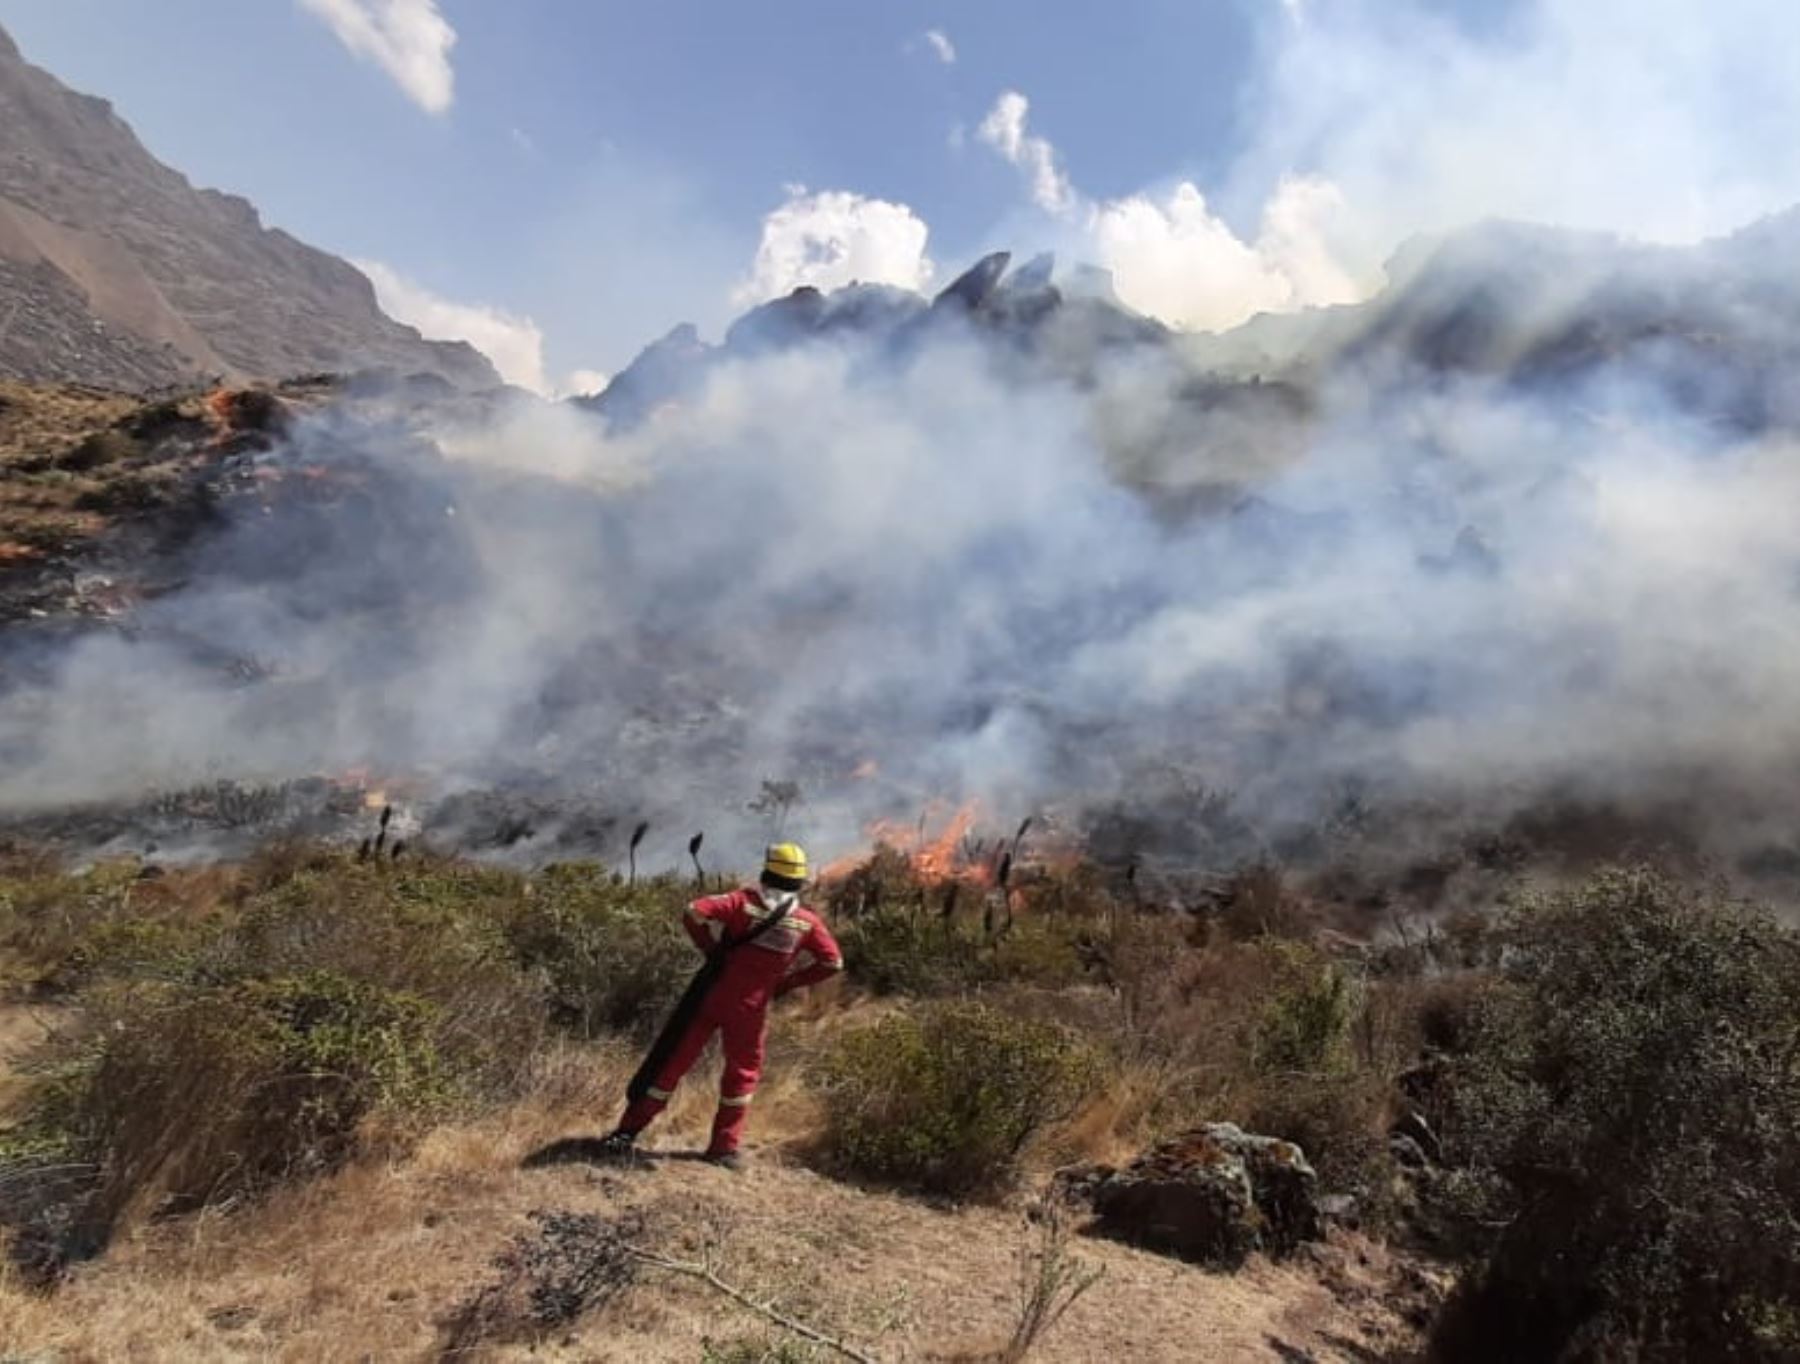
left=5, top=215, right=1800, bottom=899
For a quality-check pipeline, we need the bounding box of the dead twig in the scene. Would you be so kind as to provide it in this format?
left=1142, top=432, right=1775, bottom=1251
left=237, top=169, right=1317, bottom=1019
left=1002, top=1201, right=1104, bottom=1363
left=624, top=1243, right=881, bottom=1364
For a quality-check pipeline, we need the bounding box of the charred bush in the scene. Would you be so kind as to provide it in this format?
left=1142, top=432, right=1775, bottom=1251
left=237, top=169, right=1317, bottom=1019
left=1206, top=861, right=1320, bottom=942
left=441, top=1208, right=642, bottom=1355
left=56, top=430, right=140, bottom=472
left=207, top=387, right=290, bottom=438
left=71, top=471, right=173, bottom=513
left=1429, top=867, right=1800, bottom=1363
left=811, top=1001, right=1101, bottom=1197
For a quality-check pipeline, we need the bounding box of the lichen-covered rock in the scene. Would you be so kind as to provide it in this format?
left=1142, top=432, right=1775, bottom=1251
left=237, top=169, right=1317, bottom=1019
left=1058, top=1122, right=1323, bottom=1268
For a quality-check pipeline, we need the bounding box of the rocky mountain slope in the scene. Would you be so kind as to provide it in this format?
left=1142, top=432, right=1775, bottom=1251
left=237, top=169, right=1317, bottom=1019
left=0, top=23, right=497, bottom=391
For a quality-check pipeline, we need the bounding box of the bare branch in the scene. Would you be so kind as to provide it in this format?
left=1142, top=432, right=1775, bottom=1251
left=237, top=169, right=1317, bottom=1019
left=624, top=1244, right=882, bottom=1364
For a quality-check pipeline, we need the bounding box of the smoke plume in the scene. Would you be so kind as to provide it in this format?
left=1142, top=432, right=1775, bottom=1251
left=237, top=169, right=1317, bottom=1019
left=5, top=1, right=1800, bottom=893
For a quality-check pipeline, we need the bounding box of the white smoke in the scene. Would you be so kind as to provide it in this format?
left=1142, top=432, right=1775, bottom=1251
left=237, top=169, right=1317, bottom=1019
left=1233, top=0, right=1800, bottom=254
left=7, top=0, right=1800, bottom=891
left=977, top=92, right=1077, bottom=218
left=966, top=0, right=1800, bottom=335
left=10, top=221, right=1800, bottom=884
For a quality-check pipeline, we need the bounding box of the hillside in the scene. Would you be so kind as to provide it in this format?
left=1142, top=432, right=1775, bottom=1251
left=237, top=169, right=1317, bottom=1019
left=0, top=1013, right=1432, bottom=1362
left=0, top=23, right=497, bottom=390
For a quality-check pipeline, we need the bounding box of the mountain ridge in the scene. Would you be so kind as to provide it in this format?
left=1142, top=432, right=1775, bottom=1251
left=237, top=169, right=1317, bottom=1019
left=0, top=22, right=498, bottom=391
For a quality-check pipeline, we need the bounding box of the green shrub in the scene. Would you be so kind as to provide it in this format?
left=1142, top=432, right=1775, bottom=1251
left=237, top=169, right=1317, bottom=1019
left=500, top=865, right=695, bottom=1038
left=835, top=905, right=1089, bottom=996
left=811, top=1001, right=1102, bottom=1197
left=1250, top=941, right=1357, bottom=1075
left=0, top=849, right=551, bottom=1271
left=0, top=860, right=144, bottom=985
left=19, top=970, right=455, bottom=1251
left=217, top=858, right=546, bottom=1086
left=835, top=906, right=976, bottom=995
left=1429, top=867, right=1800, bottom=1363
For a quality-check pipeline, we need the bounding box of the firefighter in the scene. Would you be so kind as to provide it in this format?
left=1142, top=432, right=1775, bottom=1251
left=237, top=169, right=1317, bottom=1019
left=597, top=842, right=843, bottom=1169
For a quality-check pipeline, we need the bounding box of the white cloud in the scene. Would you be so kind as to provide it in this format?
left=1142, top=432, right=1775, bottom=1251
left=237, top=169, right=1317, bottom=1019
left=975, top=88, right=1363, bottom=330
left=977, top=91, right=1076, bottom=216
left=735, top=188, right=935, bottom=305
left=923, top=29, right=957, bottom=64
left=298, top=0, right=456, bottom=114
left=1093, top=177, right=1363, bottom=330
left=358, top=259, right=549, bottom=393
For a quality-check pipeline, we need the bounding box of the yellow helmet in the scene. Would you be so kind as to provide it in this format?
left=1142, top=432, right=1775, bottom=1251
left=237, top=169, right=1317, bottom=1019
left=763, top=842, right=809, bottom=888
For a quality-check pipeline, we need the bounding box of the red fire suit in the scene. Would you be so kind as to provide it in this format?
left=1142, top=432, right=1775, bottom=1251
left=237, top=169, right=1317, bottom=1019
left=618, top=887, right=843, bottom=1155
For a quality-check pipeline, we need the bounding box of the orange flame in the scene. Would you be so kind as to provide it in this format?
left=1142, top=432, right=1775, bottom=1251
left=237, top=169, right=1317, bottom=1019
left=821, top=801, right=991, bottom=886
left=205, top=388, right=236, bottom=428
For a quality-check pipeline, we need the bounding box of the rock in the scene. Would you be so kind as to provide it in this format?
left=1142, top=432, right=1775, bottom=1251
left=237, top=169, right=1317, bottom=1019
left=1008, top=252, right=1056, bottom=293
left=932, top=251, right=1011, bottom=313
left=1058, top=1122, right=1324, bottom=1269
left=578, top=322, right=711, bottom=429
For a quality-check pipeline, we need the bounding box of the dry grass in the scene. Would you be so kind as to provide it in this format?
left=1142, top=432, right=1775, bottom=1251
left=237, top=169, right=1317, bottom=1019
left=0, top=845, right=1448, bottom=1358
left=0, top=1033, right=1427, bottom=1363
left=0, top=380, right=213, bottom=562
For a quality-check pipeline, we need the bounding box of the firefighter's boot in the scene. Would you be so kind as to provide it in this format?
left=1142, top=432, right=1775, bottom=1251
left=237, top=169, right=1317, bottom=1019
left=594, top=1128, right=647, bottom=1165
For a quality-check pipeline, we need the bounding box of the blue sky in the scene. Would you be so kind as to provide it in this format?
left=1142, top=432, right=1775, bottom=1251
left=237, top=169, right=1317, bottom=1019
left=2, top=1, right=1796, bottom=391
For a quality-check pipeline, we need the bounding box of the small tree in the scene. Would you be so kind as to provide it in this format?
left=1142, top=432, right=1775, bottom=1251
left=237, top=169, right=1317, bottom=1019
left=1431, top=867, right=1800, bottom=1362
